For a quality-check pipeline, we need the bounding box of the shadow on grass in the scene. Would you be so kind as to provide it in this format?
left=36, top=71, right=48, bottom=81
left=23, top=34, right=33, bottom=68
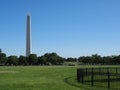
left=64, top=77, right=120, bottom=90
left=85, top=78, right=120, bottom=82
left=64, top=77, right=92, bottom=90
left=83, top=78, right=120, bottom=90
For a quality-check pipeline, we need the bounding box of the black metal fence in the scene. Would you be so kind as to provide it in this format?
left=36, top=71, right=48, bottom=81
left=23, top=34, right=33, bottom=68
left=77, top=67, right=120, bottom=89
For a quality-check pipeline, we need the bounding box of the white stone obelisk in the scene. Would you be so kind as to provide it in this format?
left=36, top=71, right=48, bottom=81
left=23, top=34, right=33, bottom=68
left=26, top=13, right=31, bottom=57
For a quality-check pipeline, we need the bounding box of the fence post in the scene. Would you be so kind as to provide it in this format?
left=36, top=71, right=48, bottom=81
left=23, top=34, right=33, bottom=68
left=77, top=69, right=80, bottom=82
left=99, top=68, right=101, bottom=74
left=116, top=67, right=118, bottom=74
left=86, top=68, right=87, bottom=75
left=77, top=69, right=84, bottom=83
left=81, top=69, right=84, bottom=83
left=108, top=68, right=110, bottom=89
left=91, top=68, right=94, bottom=86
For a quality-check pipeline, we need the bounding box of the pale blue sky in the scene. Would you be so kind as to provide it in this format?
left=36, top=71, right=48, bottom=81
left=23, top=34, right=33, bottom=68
left=0, top=0, right=120, bottom=57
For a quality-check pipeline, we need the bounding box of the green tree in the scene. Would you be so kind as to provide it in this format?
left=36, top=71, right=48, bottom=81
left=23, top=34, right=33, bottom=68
left=91, top=54, right=102, bottom=64
left=0, top=48, right=2, bottom=53
left=78, top=56, right=92, bottom=64
left=0, top=53, right=6, bottom=58
left=39, top=52, right=64, bottom=65
left=0, top=53, right=7, bottom=65
left=102, top=56, right=112, bottom=65
left=44, top=53, right=50, bottom=64
left=49, top=53, right=58, bottom=65
left=49, top=54, right=57, bottom=65
left=28, top=54, right=38, bottom=65
left=57, top=57, right=65, bottom=65
left=46, top=52, right=64, bottom=65
left=18, top=56, right=27, bottom=65
left=37, top=56, right=47, bottom=65
left=6, top=56, right=18, bottom=65
left=112, top=55, right=120, bottom=65
left=66, top=57, right=77, bottom=62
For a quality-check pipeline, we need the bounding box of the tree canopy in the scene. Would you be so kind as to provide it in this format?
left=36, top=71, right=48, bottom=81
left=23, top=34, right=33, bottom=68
left=0, top=48, right=120, bottom=66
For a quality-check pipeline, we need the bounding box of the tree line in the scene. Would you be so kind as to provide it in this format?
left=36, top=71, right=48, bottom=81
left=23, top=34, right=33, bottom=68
left=78, top=54, right=120, bottom=65
left=0, top=49, right=65, bottom=66
left=0, top=49, right=120, bottom=66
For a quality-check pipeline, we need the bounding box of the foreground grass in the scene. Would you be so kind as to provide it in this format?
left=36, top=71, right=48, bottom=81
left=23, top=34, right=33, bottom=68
left=0, top=65, right=119, bottom=90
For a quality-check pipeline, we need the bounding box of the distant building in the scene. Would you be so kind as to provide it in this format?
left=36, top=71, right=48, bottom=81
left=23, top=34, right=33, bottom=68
left=26, top=13, right=31, bottom=57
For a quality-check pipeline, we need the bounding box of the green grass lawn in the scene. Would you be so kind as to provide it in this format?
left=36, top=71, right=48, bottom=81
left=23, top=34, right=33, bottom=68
left=0, top=65, right=119, bottom=90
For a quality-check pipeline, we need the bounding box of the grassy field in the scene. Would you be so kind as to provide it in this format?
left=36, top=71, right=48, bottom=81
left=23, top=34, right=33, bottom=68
left=0, top=65, right=119, bottom=90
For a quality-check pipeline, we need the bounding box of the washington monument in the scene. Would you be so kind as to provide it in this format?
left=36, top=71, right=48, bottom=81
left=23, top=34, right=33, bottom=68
left=26, top=13, right=31, bottom=57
